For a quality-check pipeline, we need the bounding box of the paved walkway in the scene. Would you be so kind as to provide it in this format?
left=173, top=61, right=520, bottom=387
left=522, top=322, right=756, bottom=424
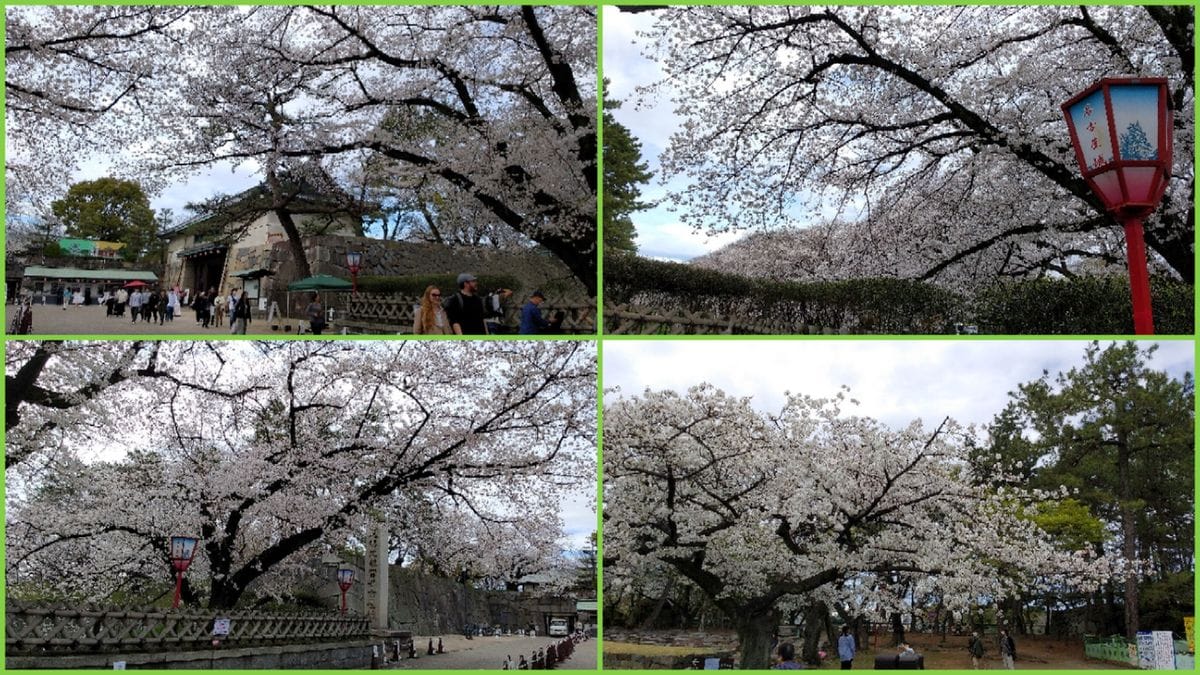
left=388, top=635, right=596, bottom=670
left=7, top=303, right=308, bottom=336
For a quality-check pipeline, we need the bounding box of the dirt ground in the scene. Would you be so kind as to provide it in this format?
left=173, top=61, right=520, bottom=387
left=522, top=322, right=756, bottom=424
left=605, top=631, right=1134, bottom=670
left=831, top=632, right=1133, bottom=670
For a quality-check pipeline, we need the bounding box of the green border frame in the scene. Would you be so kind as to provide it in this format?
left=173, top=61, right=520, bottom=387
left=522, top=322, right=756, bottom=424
left=1, top=2, right=1197, bottom=673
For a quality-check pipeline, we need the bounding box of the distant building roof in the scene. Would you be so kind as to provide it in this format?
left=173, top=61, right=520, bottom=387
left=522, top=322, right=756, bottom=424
left=23, top=266, right=158, bottom=282
left=178, top=242, right=229, bottom=258
left=161, top=172, right=360, bottom=239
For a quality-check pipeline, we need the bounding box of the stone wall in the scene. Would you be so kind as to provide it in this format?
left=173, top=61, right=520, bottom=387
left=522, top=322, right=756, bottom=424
left=386, top=567, right=575, bottom=635
left=264, top=236, right=586, bottom=300
left=602, top=629, right=741, bottom=670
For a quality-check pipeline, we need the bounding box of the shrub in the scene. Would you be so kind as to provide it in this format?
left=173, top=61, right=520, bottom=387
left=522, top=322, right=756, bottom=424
left=605, top=254, right=966, bottom=334
left=358, top=274, right=522, bottom=296
left=972, top=276, right=1194, bottom=335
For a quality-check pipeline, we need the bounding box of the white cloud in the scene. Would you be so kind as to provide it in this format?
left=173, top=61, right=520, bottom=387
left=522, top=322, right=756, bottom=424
left=152, top=162, right=261, bottom=219
left=602, top=340, right=1194, bottom=431
left=636, top=219, right=745, bottom=262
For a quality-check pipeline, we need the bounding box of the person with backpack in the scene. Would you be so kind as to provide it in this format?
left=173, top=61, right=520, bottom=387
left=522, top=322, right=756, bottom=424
left=968, top=631, right=985, bottom=669
left=443, top=272, right=488, bottom=335
left=999, top=629, right=1016, bottom=669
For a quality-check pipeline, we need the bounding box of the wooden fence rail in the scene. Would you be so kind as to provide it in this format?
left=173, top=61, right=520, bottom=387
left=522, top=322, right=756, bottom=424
left=603, top=303, right=839, bottom=335
left=6, top=603, right=370, bottom=655
left=336, top=292, right=596, bottom=334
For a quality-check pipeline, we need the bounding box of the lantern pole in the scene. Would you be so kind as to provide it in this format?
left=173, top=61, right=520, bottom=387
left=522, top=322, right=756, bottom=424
left=1122, top=218, right=1154, bottom=334
left=169, top=535, right=199, bottom=610
left=346, top=251, right=363, bottom=296
left=337, top=567, right=355, bottom=616
left=1062, top=77, right=1171, bottom=335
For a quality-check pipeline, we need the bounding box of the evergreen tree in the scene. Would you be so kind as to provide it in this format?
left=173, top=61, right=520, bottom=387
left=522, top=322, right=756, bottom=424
left=1004, top=341, right=1193, bottom=638
left=603, top=91, right=653, bottom=254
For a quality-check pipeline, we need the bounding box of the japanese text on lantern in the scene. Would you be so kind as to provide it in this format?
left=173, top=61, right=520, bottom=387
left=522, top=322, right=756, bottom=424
left=1082, top=103, right=1110, bottom=168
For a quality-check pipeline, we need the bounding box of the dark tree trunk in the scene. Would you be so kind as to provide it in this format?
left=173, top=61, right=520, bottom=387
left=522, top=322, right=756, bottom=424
left=800, top=602, right=827, bottom=665
left=1117, top=432, right=1140, bottom=640
left=891, top=612, right=905, bottom=646
left=640, top=576, right=674, bottom=629
left=735, top=608, right=781, bottom=670
left=274, top=207, right=313, bottom=281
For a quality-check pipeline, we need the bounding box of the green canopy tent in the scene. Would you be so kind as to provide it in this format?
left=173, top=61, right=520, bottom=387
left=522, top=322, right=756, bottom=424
left=286, top=275, right=352, bottom=292
left=285, top=274, right=353, bottom=323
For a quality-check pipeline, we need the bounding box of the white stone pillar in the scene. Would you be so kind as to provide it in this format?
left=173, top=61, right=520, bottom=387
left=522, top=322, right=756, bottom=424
left=366, top=522, right=389, bottom=629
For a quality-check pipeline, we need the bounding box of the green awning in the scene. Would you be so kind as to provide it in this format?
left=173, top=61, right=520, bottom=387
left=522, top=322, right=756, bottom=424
left=23, top=266, right=158, bottom=282
left=287, top=275, right=352, bottom=291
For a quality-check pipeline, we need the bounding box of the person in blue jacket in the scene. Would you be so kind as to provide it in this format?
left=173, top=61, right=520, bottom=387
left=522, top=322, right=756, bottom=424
left=838, top=626, right=856, bottom=669
left=519, top=290, right=551, bottom=334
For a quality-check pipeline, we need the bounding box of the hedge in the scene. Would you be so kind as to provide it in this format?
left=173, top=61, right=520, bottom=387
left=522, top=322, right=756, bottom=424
left=604, top=254, right=966, bottom=334
left=972, top=275, right=1194, bottom=335
left=605, top=254, right=1195, bottom=335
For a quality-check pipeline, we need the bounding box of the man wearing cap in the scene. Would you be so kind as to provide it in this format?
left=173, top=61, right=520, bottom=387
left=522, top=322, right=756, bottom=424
left=443, top=272, right=489, bottom=335
left=519, top=290, right=552, bottom=335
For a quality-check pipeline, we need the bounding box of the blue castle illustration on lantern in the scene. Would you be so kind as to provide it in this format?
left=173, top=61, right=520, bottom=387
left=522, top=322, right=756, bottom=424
left=1119, top=121, right=1157, bottom=160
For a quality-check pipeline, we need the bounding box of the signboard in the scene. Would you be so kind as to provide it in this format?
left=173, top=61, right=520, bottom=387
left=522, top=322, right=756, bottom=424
left=1137, top=631, right=1154, bottom=669
left=112, top=662, right=126, bottom=670
left=1152, top=631, right=1175, bottom=670
left=703, top=658, right=721, bottom=670
left=1185, top=617, right=1195, bottom=654
left=212, top=617, right=231, bottom=637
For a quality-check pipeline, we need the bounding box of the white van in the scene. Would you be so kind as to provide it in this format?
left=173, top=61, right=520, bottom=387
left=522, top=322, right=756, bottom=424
left=548, top=618, right=569, bottom=636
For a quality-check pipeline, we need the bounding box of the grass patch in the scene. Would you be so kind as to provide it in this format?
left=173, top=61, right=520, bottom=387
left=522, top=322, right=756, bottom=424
left=603, top=641, right=722, bottom=657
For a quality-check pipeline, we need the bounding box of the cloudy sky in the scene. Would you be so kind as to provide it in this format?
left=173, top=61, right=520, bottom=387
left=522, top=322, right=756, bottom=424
left=603, top=7, right=746, bottom=262
left=602, top=339, right=1194, bottom=432
left=72, top=156, right=260, bottom=223
left=603, top=7, right=845, bottom=262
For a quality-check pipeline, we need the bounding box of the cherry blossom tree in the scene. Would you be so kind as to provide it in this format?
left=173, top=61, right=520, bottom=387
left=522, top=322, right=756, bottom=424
left=604, top=384, right=1115, bottom=668
left=4, top=6, right=193, bottom=215
left=7, top=341, right=596, bottom=609
left=7, top=5, right=598, bottom=294
left=632, top=5, right=1192, bottom=288
left=5, top=341, right=266, bottom=469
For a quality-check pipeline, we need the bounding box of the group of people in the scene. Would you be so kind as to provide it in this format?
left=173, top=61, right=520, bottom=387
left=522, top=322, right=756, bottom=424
left=97, top=285, right=255, bottom=333
left=499, top=633, right=580, bottom=670
left=970, top=629, right=1018, bottom=669
left=412, top=272, right=566, bottom=335
left=771, top=626, right=1016, bottom=670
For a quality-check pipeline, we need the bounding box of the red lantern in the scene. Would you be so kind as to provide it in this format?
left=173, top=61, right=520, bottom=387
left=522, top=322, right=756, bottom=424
left=337, top=567, right=355, bottom=616
left=1062, top=77, right=1173, bottom=334
left=346, top=251, right=363, bottom=296
left=169, top=536, right=199, bottom=609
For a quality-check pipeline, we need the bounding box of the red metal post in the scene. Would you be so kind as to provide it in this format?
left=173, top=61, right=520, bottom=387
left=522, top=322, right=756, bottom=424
left=1121, top=218, right=1154, bottom=334
left=173, top=570, right=184, bottom=609
left=340, top=589, right=348, bottom=616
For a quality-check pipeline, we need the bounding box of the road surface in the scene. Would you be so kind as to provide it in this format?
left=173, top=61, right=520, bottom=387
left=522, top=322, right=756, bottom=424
left=388, top=634, right=596, bottom=670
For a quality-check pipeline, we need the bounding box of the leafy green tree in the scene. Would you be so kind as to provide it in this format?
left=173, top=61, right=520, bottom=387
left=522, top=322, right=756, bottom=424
left=1001, top=341, right=1194, bottom=638
left=603, top=93, right=653, bottom=254
left=50, top=177, right=157, bottom=263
